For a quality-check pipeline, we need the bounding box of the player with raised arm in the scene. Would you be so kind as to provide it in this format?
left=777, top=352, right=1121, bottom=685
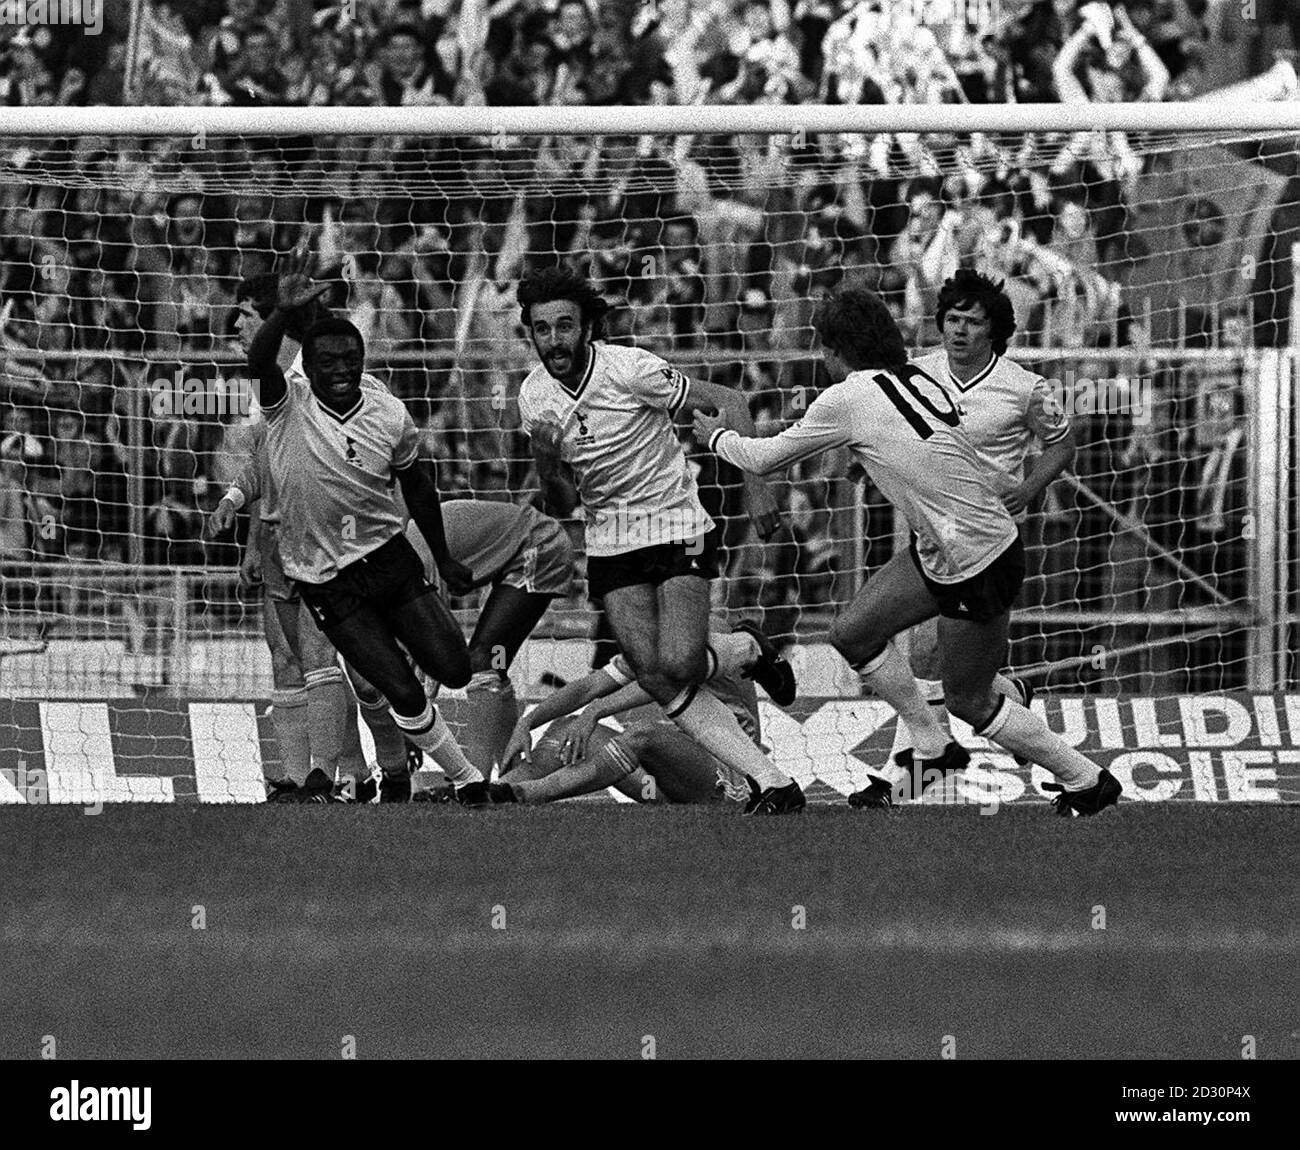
left=855, top=268, right=1078, bottom=807
left=213, top=411, right=579, bottom=800
left=694, top=287, right=1121, bottom=817
left=246, top=245, right=489, bottom=805
left=207, top=274, right=371, bottom=803
left=515, top=265, right=805, bottom=815
left=491, top=619, right=786, bottom=806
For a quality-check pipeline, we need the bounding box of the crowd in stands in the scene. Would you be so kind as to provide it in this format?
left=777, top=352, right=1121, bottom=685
left=0, top=0, right=1289, bottom=678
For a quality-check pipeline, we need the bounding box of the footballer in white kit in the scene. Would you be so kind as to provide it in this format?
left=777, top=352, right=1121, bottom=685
left=247, top=249, right=490, bottom=805
left=510, top=266, right=805, bottom=815
left=883, top=269, right=1079, bottom=792
left=695, top=287, right=1120, bottom=817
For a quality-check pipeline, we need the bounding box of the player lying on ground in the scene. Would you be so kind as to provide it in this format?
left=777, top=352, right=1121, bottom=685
left=857, top=268, right=1078, bottom=806
left=516, top=265, right=805, bottom=816
left=493, top=620, right=794, bottom=805
left=694, top=287, right=1120, bottom=817
left=246, top=245, right=489, bottom=805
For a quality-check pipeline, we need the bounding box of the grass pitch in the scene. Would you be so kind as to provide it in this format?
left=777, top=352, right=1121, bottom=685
left=1, top=802, right=1295, bottom=1059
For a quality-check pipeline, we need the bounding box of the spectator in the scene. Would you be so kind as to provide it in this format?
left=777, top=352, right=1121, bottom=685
left=218, top=21, right=289, bottom=104
left=370, top=22, right=454, bottom=106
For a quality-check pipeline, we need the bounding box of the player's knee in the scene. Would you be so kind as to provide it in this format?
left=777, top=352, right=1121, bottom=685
left=828, top=619, right=874, bottom=663
left=658, top=648, right=705, bottom=689
left=944, top=687, right=998, bottom=727
left=636, top=669, right=675, bottom=706
left=385, top=678, right=428, bottom=718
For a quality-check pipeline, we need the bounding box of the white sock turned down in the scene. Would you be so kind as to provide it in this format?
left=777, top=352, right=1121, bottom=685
left=392, top=701, right=483, bottom=786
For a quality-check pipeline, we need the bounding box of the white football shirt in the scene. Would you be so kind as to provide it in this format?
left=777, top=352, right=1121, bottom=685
left=263, top=355, right=419, bottom=584
left=238, top=352, right=392, bottom=526
left=517, top=342, right=713, bottom=558
left=710, top=364, right=1017, bottom=584
left=912, top=350, right=1070, bottom=522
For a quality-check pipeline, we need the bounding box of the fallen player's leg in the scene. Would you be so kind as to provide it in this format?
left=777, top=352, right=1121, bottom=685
left=603, top=572, right=802, bottom=814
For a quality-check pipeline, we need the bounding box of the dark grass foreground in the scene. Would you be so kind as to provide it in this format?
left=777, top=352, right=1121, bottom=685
left=1, top=803, right=1295, bottom=1059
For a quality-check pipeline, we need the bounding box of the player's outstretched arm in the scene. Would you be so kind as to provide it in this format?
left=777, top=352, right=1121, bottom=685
left=559, top=680, right=658, bottom=765
left=250, top=242, right=332, bottom=413
left=676, top=379, right=781, bottom=540
left=395, top=460, right=475, bottom=596
left=247, top=308, right=291, bottom=412
left=693, top=386, right=851, bottom=478
left=499, top=665, right=627, bottom=771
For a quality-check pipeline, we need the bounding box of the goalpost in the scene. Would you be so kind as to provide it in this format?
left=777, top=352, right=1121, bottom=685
left=0, top=101, right=1297, bottom=804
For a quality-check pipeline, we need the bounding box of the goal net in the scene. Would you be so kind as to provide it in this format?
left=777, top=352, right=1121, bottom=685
left=0, top=104, right=1297, bottom=805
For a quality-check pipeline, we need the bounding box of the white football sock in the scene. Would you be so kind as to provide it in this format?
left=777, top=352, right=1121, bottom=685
left=465, top=669, right=520, bottom=778
left=393, top=701, right=483, bottom=786
left=976, top=697, right=1100, bottom=790
left=269, top=687, right=311, bottom=786
left=665, top=684, right=789, bottom=790
left=858, top=644, right=949, bottom=760
left=305, top=666, right=369, bottom=783
left=890, top=676, right=952, bottom=761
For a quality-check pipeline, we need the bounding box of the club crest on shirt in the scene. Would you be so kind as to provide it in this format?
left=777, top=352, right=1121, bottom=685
left=574, top=408, right=594, bottom=445
left=344, top=436, right=362, bottom=467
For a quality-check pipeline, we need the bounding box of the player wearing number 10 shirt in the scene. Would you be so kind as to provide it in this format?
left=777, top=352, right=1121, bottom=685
left=695, top=288, right=1121, bottom=817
